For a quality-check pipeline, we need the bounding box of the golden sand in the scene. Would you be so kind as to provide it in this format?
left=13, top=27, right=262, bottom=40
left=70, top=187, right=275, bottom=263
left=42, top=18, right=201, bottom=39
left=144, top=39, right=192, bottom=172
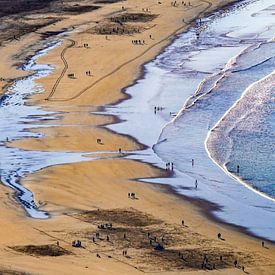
left=0, top=0, right=274, bottom=274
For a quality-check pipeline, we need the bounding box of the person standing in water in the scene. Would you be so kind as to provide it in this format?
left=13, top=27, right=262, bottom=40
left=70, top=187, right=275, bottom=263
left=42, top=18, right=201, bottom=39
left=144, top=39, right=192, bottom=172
left=195, top=179, right=198, bottom=190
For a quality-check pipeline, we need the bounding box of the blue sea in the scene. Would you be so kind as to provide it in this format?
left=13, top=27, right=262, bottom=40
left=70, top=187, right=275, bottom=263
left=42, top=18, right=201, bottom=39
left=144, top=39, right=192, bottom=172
left=154, top=0, right=275, bottom=199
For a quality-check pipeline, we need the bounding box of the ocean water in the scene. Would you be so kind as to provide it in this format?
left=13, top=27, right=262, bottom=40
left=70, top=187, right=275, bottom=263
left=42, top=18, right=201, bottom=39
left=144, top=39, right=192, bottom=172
left=154, top=0, right=275, bottom=199
left=161, top=41, right=275, bottom=199
left=207, top=67, right=275, bottom=198
left=106, top=0, right=275, bottom=240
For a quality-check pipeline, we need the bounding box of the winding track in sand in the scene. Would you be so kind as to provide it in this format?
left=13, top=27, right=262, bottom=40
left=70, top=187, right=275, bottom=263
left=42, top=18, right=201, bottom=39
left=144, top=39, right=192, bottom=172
left=46, top=38, right=76, bottom=101
left=46, top=0, right=212, bottom=102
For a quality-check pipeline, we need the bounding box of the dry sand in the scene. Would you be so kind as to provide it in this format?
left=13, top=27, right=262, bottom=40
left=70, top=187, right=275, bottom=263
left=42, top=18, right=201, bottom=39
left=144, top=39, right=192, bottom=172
left=0, top=0, right=274, bottom=274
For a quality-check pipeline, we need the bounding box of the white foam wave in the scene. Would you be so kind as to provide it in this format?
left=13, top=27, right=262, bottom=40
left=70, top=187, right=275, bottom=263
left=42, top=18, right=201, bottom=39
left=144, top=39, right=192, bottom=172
left=205, top=71, right=275, bottom=202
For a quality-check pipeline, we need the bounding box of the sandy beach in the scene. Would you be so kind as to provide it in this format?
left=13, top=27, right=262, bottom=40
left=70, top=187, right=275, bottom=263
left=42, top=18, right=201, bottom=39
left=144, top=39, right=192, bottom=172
left=0, top=0, right=274, bottom=274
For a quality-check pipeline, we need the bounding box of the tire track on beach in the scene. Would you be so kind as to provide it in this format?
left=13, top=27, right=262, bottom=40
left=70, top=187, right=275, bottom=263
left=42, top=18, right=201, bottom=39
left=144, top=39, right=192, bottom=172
left=46, top=0, right=212, bottom=102
left=46, top=39, right=76, bottom=100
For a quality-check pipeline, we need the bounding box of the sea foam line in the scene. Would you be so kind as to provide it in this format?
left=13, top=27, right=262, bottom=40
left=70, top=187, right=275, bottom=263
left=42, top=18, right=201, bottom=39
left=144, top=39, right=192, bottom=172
left=155, top=42, right=252, bottom=145
left=204, top=70, right=275, bottom=202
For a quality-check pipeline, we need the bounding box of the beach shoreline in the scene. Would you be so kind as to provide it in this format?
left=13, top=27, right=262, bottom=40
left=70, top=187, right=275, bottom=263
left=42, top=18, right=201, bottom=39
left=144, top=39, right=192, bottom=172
left=0, top=0, right=275, bottom=273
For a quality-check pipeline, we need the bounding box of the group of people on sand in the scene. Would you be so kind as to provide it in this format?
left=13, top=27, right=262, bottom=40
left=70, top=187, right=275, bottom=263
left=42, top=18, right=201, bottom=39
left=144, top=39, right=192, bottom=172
left=96, top=25, right=135, bottom=35
left=141, top=8, right=150, bottom=12
left=132, top=39, right=145, bottom=45
left=92, top=229, right=112, bottom=243
left=147, top=232, right=165, bottom=250
left=85, top=70, right=92, bottom=76
left=72, top=240, right=82, bottom=247
left=98, top=223, right=113, bottom=230
left=201, top=253, right=243, bottom=271
left=171, top=1, right=191, bottom=6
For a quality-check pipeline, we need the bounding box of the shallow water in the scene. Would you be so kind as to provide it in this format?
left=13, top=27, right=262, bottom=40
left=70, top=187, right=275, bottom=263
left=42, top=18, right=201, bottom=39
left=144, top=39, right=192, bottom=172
left=0, top=43, right=101, bottom=218
left=106, top=0, right=275, bottom=240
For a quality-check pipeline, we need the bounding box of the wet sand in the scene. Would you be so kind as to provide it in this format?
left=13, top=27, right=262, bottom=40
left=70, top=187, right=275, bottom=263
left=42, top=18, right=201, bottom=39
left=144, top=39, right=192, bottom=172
left=0, top=0, right=275, bottom=274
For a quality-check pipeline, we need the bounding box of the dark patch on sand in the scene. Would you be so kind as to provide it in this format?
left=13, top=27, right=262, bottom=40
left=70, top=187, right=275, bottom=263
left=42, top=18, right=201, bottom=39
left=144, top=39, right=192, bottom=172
left=110, top=13, right=158, bottom=23
left=76, top=208, right=162, bottom=227
left=66, top=208, right=264, bottom=272
left=0, top=271, right=30, bottom=275
left=144, top=248, right=255, bottom=272
left=87, top=22, right=148, bottom=35
left=59, top=5, right=100, bottom=14
left=0, top=0, right=102, bottom=44
left=10, top=244, right=72, bottom=257
left=0, top=0, right=56, bottom=18
left=86, top=12, right=157, bottom=36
